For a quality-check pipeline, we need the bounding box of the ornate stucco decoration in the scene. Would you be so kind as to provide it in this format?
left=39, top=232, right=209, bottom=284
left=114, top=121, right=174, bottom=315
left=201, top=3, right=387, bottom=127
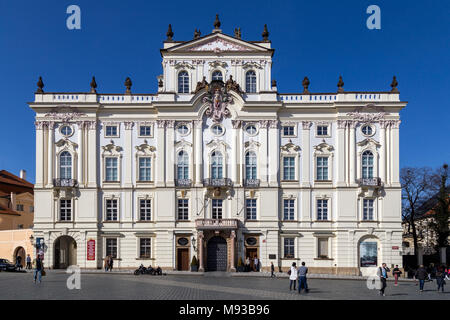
left=135, top=140, right=156, bottom=154
left=206, top=138, right=230, bottom=150
left=187, top=38, right=251, bottom=52
left=244, top=140, right=261, bottom=149
left=242, top=61, right=264, bottom=69
left=302, top=121, right=313, bottom=130
left=347, top=105, right=386, bottom=123
left=209, top=60, right=228, bottom=68
left=45, top=106, right=87, bottom=123
left=55, top=139, right=78, bottom=151
left=102, top=141, right=122, bottom=155
left=314, top=142, right=334, bottom=154
left=280, top=141, right=300, bottom=153
left=357, top=138, right=381, bottom=148
left=174, top=61, right=194, bottom=69
left=203, top=81, right=233, bottom=123
left=175, top=139, right=192, bottom=149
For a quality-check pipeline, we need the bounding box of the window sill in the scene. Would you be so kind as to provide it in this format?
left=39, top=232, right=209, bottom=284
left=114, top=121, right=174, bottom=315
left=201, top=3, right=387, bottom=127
left=135, top=220, right=155, bottom=223
left=314, top=257, right=333, bottom=261
left=313, top=220, right=331, bottom=223
left=176, top=220, right=191, bottom=222
left=314, top=180, right=332, bottom=183
left=103, top=220, right=120, bottom=223
left=281, top=257, right=300, bottom=260
left=282, top=220, right=299, bottom=223
left=136, top=258, right=155, bottom=260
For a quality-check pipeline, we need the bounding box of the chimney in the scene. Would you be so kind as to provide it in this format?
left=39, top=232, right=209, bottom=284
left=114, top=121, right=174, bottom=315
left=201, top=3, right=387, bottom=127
left=10, top=192, right=16, bottom=211
left=20, top=170, right=26, bottom=180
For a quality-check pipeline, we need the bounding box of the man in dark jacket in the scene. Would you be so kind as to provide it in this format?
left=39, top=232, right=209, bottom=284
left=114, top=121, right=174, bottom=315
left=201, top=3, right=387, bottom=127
left=34, top=256, right=43, bottom=283
left=415, top=265, right=428, bottom=292
left=377, top=263, right=390, bottom=296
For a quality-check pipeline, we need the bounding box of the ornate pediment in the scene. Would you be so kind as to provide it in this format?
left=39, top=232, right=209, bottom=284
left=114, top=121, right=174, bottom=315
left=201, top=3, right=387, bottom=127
left=135, top=140, right=156, bottom=154
left=347, top=104, right=386, bottom=123
left=102, top=140, right=122, bottom=155
left=174, top=61, right=194, bottom=69
left=206, top=138, right=229, bottom=150
left=314, top=142, right=334, bottom=154
left=187, top=38, right=252, bottom=52
left=45, top=106, right=87, bottom=123
left=55, top=138, right=78, bottom=151
left=280, top=142, right=300, bottom=153
left=209, top=60, right=228, bottom=68
left=357, top=138, right=380, bottom=148
left=244, top=140, right=261, bottom=149
left=175, top=139, right=193, bottom=149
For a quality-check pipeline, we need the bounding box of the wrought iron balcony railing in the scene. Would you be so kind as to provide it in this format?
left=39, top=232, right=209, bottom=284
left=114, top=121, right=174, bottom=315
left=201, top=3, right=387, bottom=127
left=175, top=179, right=192, bottom=187
left=244, top=179, right=260, bottom=188
left=357, top=177, right=382, bottom=187
left=53, top=178, right=78, bottom=188
left=195, top=218, right=238, bottom=230
left=202, top=178, right=233, bottom=188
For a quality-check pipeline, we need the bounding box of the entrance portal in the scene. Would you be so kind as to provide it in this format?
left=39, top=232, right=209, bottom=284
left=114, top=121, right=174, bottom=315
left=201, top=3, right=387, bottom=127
left=177, top=248, right=190, bottom=271
left=207, top=236, right=227, bottom=271
left=14, top=247, right=25, bottom=267
left=54, top=236, right=77, bottom=269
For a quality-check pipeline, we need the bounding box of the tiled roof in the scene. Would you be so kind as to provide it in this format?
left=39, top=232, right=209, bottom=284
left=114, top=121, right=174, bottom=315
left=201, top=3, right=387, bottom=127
left=0, top=203, right=20, bottom=216
left=0, top=170, right=34, bottom=194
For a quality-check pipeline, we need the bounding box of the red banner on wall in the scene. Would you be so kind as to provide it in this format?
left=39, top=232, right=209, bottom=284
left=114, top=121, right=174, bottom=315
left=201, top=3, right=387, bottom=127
left=87, top=239, right=95, bottom=260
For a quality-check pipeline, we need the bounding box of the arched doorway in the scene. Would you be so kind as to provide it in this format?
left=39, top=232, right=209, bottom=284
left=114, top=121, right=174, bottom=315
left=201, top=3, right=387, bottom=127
left=14, top=247, right=25, bottom=267
left=54, top=235, right=77, bottom=269
left=207, top=236, right=227, bottom=271
left=359, top=237, right=379, bottom=276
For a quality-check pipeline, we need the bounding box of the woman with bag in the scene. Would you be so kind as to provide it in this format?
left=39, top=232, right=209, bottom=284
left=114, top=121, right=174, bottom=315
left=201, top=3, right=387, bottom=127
left=392, top=265, right=402, bottom=286
left=436, top=265, right=446, bottom=292
left=288, top=262, right=298, bottom=291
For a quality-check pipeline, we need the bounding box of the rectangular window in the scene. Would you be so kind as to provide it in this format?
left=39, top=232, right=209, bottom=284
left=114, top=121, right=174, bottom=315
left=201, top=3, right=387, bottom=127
left=284, top=238, right=295, bottom=258
left=316, top=157, right=329, bottom=181
left=105, top=199, right=118, bottom=221
left=105, top=157, right=118, bottom=182
left=138, top=157, right=152, bottom=181
left=283, top=156, right=296, bottom=180
left=318, top=238, right=329, bottom=258
left=317, top=125, right=328, bottom=136
left=177, top=199, right=189, bottom=221
left=363, top=199, right=374, bottom=221
left=105, top=125, right=118, bottom=137
left=283, top=199, right=295, bottom=221
left=212, top=199, right=222, bottom=219
left=246, top=199, right=257, bottom=220
left=60, top=199, right=71, bottom=221
left=283, top=126, right=295, bottom=136
left=139, top=238, right=151, bottom=259
left=16, top=204, right=24, bottom=211
left=106, top=238, right=117, bottom=258
left=317, top=199, right=328, bottom=221
left=139, top=199, right=151, bottom=221
left=139, top=125, right=152, bottom=137
left=30, top=206, right=34, bottom=213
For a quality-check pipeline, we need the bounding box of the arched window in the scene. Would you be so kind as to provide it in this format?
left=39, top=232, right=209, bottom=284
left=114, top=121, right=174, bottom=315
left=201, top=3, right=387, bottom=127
left=60, top=151, right=72, bottom=179
left=245, top=151, right=257, bottom=180
left=362, top=150, right=374, bottom=179
left=211, top=151, right=223, bottom=179
left=212, top=70, right=223, bottom=81
left=177, top=151, right=189, bottom=180
left=178, top=71, right=189, bottom=93
left=245, top=70, right=256, bottom=93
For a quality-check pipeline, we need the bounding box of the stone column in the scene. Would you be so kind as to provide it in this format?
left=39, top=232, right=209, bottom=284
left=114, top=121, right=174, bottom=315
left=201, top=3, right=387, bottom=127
left=301, top=121, right=312, bottom=187
left=194, top=120, right=203, bottom=187
left=259, top=120, right=269, bottom=186
left=336, top=120, right=346, bottom=187
left=268, top=120, right=279, bottom=187
left=156, top=120, right=166, bottom=187
left=391, top=120, right=401, bottom=187
left=87, top=121, right=97, bottom=188
left=46, top=122, right=55, bottom=188
left=124, top=121, right=134, bottom=188
left=198, top=231, right=204, bottom=272
left=379, top=121, right=387, bottom=184
left=349, top=121, right=356, bottom=185
left=35, top=121, right=45, bottom=188
left=77, top=121, right=85, bottom=186
left=230, top=230, right=236, bottom=272
left=231, top=120, right=241, bottom=186
left=166, top=120, right=175, bottom=187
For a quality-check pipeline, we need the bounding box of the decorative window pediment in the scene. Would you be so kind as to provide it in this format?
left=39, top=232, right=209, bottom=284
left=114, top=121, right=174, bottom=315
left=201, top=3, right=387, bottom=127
left=174, top=61, right=194, bottom=69
left=314, top=141, right=334, bottom=154
left=135, top=140, right=156, bottom=156
left=102, top=140, right=122, bottom=156
left=357, top=138, right=380, bottom=148
left=55, top=138, right=78, bottom=153
left=209, top=61, right=228, bottom=68
left=244, top=140, right=261, bottom=150
left=175, top=139, right=193, bottom=149
left=206, top=138, right=229, bottom=151
left=280, top=141, right=301, bottom=154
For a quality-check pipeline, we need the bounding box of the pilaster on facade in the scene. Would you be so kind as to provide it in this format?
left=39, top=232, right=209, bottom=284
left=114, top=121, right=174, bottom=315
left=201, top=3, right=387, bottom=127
left=301, top=121, right=312, bottom=188
left=258, top=120, right=269, bottom=187
left=268, top=120, right=279, bottom=187
left=156, top=120, right=166, bottom=187
left=87, top=120, right=97, bottom=188
left=194, top=120, right=203, bottom=187
left=166, top=120, right=175, bottom=187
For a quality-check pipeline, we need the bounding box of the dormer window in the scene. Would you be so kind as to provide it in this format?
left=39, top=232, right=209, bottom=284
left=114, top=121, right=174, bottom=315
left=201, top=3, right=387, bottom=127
left=178, top=71, right=189, bottom=93
left=212, top=71, right=223, bottom=81
left=246, top=70, right=256, bottom=93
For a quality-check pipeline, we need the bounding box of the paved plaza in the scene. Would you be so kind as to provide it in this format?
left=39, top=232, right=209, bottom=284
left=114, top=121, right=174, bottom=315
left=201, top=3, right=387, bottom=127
left=1, top=271, right=449, bottom=300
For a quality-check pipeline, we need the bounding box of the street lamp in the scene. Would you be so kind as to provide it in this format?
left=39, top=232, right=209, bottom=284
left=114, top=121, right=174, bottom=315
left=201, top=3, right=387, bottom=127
left=29, top=235, right=34, bottom=246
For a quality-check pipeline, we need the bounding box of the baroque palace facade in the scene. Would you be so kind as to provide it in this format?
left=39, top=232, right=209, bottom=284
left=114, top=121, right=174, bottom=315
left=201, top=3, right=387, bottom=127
left=30, top=17, right=406, bottom=274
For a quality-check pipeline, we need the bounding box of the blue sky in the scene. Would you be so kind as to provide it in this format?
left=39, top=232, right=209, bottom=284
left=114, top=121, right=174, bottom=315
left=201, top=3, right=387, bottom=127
left=0, top=0, right=448, bottom=183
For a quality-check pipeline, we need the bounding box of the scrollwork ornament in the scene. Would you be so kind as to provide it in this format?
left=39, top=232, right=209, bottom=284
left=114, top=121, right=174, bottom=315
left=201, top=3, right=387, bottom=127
left=302, top=121, right=312, bottom=130
left=269, top=120, right=278, bottom=129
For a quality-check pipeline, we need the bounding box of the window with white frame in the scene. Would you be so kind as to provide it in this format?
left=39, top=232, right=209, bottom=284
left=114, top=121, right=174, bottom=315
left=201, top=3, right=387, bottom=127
left=245, top=151, right=257, bottom=180
left=246, top=199, right=257, bottom=220
left=361, top=124, right=373, bottom=136
left=139, top=125, right=152, bottom=137
left=105, top=199, right=118, bottom=221
left=60, top=199, right=72, bottom=221
left=212, top=70, right=223, bottom=81
left=283, top=156, right=295, bottom=180
left=138, top=157, right=152, bottom=181
left=106, top=238, right=117, bottom=258
left=105, top=125, right=118, bottom=137
left=245, top=70, right=256, bottom=93
left=105, top=157, right=118, bottom=182
left=139, top=199, right=151, bottom=221
left=316, top=125, right=329, bottom=137
left=177, top=124, right=189, bottom=135
left=316, top=157, right=329, bottom=181
left=362, top=151, right=374, bottom=179
left=283, top=238, right=295, bottom=258
left=317, top=199, right=328, bottom=220
left=139, top=238, right=151, bottom=259
left=363, top=199, right=374, bottom=221
left=59, top=151, right=72, bottom=179
left=283, top=199, right=295, bottom=220
left=177, top=151, right=189, bottom=180
left=177, top=199, right=189, bottom=220
left=282, top=126, right=295, bottom=137
left=211, top=151, right=223, bottom=179
left=211, top=199, right=223, bottom=219
left=178, top=71, right=189, bottom=93
left=318, top=238, right=329, bottom=258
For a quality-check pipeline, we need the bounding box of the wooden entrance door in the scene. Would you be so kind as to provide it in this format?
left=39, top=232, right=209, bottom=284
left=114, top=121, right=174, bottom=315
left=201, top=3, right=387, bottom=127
left=177, top=248, right=189, bottom=271
left=246, top=248, right=258, bottom=271
left=207, top=236, right=227, bottom=271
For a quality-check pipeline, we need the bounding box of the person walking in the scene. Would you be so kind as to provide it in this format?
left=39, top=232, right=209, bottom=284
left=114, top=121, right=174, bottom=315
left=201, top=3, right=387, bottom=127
left=298, top=262, right=309, bottom=294
left=108, top=255, right=114, bottom=271
left=245, top=256, right=250, bottom=272
left=26, top=254, right=31, bottom=270
left=254, top=256, right=259, bottom=272
left=288, top=262, right=298, bottom=291
left=377, top=263, right=390, bottom=296
left=16, top=255, right=22, bottom=271
left=103, top=255, right=110, bottom=272
left=436, top=265, right=446, bottom=293
left=392, top=265, right=402, bottom=286
left=270, top=262, right=276, bottom=278
left=415, top=264, right=428, bottom=292
left=33, top=255, right=43, bottom=284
